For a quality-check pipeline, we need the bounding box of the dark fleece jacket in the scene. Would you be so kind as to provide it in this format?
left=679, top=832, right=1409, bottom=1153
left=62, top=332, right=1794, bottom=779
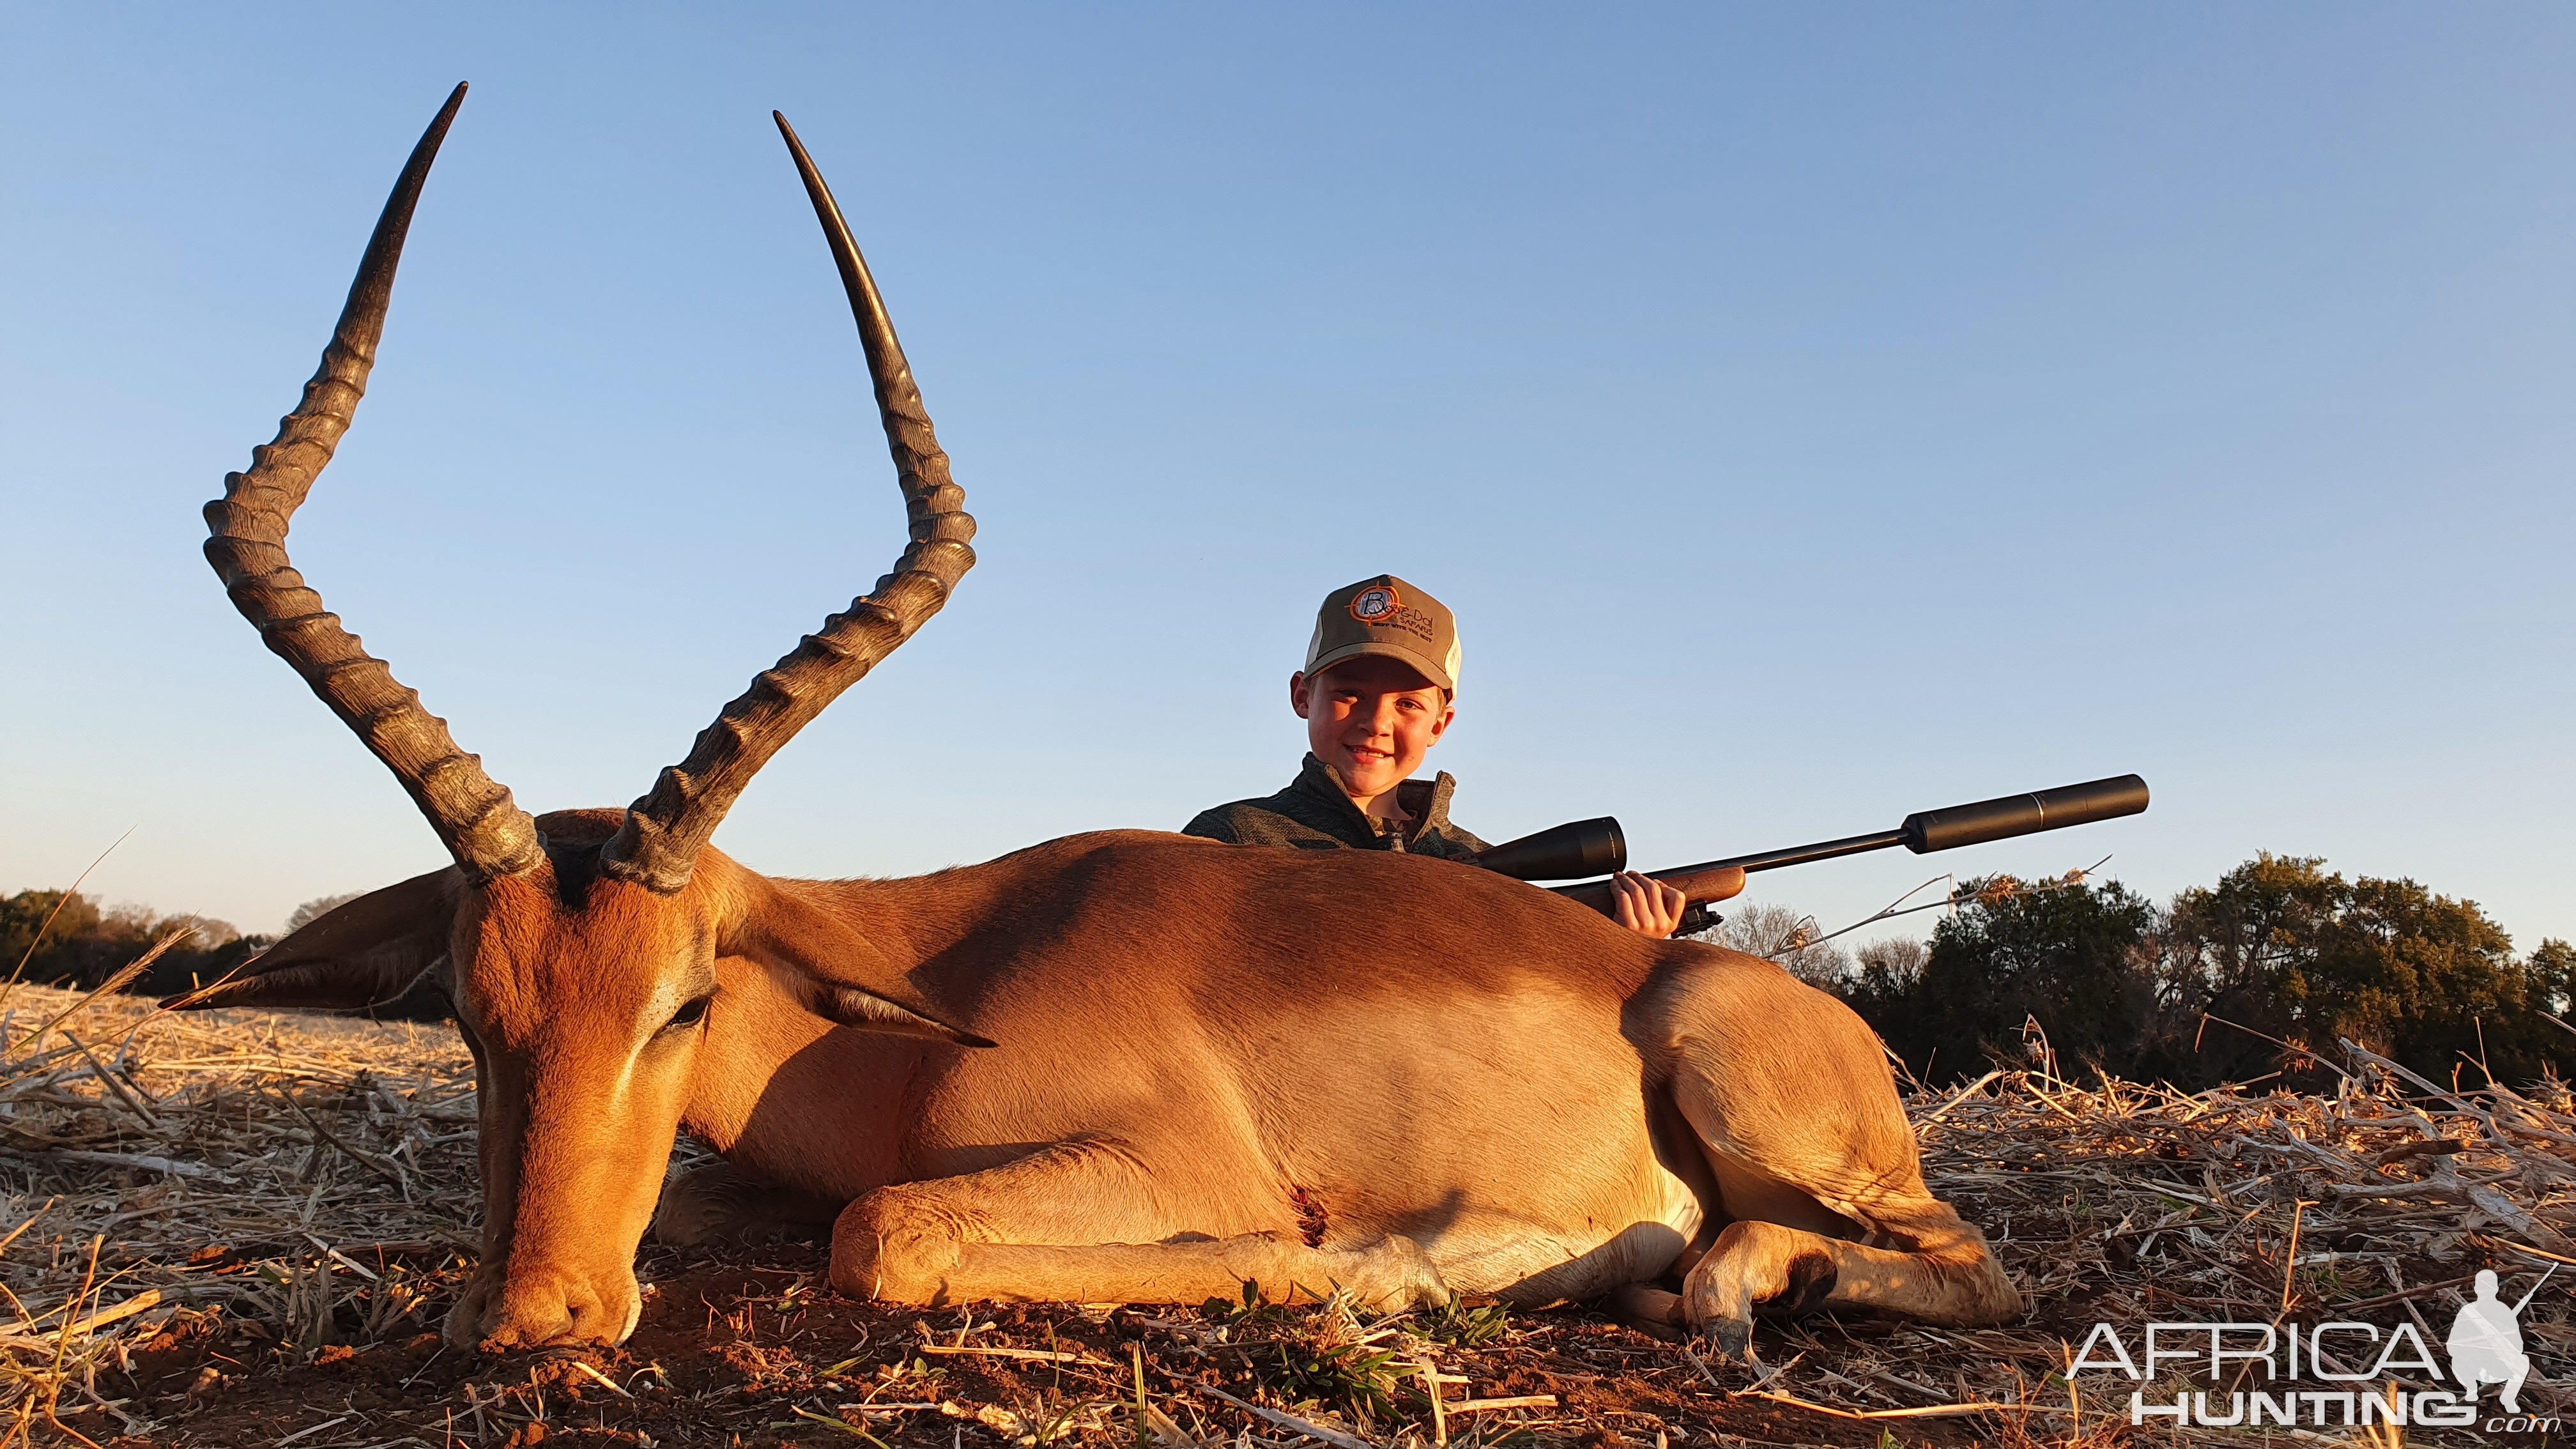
left=1181, top=753, right=1489, bottom=861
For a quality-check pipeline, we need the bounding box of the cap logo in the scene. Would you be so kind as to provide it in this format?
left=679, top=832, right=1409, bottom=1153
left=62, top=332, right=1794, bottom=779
left=1348, top=583, right=1404, bottom=624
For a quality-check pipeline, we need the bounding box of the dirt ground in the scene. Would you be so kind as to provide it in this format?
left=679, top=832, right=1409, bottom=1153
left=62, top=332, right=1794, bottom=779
left=118, top=1247, right=2009, bottom=1449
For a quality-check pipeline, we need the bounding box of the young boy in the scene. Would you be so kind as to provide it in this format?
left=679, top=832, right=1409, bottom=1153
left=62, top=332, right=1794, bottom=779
left=1184, top=574, right=1686, bottom=938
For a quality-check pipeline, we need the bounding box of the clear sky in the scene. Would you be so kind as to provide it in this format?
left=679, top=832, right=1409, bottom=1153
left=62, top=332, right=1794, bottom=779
left=4, top=6, right=2570, bottom=955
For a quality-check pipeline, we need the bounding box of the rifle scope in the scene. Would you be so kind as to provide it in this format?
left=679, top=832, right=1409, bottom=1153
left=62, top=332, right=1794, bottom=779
left=1471, top=816, right=1627, bottom=882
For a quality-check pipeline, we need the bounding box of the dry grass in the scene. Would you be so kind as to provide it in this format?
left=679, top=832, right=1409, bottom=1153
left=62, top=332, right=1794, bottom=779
left=1844, top=1046, right=2576, bottom=1445
left=0, top=985, right=476, bottom=1443
left=0, top=981, right=2569, bottom=1446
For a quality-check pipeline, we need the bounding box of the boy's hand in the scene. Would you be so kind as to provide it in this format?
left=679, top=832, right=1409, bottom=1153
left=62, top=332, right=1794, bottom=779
left=1611, top=872, right=1688, bottom=939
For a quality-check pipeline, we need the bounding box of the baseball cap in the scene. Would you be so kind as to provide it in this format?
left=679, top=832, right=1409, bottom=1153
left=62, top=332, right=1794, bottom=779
left=1303, top=575, right=1461, bottom=693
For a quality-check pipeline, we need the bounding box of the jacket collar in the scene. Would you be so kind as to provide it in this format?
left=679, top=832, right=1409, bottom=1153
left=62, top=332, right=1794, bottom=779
left=1292, top=753, right=1459, bottom=850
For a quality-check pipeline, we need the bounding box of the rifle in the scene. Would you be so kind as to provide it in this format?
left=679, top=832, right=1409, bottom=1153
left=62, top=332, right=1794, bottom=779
left=2512, top=1263, right=2559, bottom=1315
left=1470, top=774, right=2150, bottom=921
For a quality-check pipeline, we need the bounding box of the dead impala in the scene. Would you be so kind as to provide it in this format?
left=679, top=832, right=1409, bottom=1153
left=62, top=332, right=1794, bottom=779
left=174, top=85, right=2021, bottom=1353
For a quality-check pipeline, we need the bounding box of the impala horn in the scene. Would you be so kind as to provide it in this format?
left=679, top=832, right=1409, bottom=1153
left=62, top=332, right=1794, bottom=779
left=599, top=113, right=977, bottom=894
left=204, top=83, right=545, bottom=885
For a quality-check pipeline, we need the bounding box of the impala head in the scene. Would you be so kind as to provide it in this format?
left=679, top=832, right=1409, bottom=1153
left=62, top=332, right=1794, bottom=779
left=167, top=84, right=982, bottom=1348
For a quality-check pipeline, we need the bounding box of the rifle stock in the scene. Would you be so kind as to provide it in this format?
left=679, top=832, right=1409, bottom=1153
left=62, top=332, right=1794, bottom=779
left=1551, top=864, right=1747, bottom=915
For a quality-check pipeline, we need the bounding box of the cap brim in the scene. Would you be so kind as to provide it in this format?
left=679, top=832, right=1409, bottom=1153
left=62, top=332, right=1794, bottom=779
left=1305, top=641, right=1454, bottom=693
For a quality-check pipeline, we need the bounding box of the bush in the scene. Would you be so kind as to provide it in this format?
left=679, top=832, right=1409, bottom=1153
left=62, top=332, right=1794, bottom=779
left=1847, top=874, right=2159, bottom=1084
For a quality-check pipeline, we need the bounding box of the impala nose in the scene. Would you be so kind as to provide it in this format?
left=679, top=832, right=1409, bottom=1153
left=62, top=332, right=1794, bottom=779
left=450, top=1261, right=641, bottom=1349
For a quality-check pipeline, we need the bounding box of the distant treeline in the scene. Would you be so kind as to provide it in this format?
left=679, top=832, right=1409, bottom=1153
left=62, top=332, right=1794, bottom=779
left=0, top=889, right=381, bottom=1006
left=0, top=889, right=263, bottom=1001
left=1708, top=854, right=2576, bottom=1091
left=13, top=855, right=2573, bottom=1090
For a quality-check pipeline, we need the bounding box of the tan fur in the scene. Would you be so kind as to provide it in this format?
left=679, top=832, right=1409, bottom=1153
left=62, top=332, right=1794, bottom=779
left=183, top=813, right=2020, bottom=1353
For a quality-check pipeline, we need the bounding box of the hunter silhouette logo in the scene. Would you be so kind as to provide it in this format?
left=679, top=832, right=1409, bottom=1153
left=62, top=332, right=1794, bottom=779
left=2451, top=1266, right=2554, bottom=1414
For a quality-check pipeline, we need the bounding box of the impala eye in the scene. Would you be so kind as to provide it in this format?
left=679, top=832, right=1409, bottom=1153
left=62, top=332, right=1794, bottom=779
left=664, top=995, right=712, bottom=1033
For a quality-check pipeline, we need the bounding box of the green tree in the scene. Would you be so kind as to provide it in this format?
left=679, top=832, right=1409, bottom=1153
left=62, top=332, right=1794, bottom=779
left=2152, top=854, right=2348, bottom=1082
left=0, top=889, right=103, bottom=976
left=0, top=888, right=252, bottom=997
left=1851, top=875, right=2158, bottom=1084
left=2156, top=855, right=2570, bottom=1087
left=2530, top=939, right=2576, bottom=1020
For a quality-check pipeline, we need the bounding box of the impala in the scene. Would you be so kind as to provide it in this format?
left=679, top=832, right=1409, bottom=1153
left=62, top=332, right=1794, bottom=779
left=176, top=86, right=2021, bottom=1353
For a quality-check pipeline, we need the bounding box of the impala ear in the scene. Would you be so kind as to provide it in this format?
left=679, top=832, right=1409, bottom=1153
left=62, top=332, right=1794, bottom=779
left=164, top=868, right=463, bottom=1013
left=785, top=972, right=998, bottom=1048
left=723, top=872, right=994, bottom=1048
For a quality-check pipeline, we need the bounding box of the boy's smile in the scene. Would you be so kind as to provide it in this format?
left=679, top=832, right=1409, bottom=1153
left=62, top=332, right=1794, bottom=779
left=1290, top=654, right=1455, bottom=821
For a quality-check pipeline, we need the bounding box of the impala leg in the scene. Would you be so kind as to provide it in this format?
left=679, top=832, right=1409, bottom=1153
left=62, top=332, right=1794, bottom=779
left=829, top=1141, right=1449, bottom=1312
left=1680, top=1208, right=2014, bottom=1357
left=653, top=1160, right=841, bottom=1247
left=1670, top=1123, right=2017, bottom=1356
left=1655, top=963, right=2021, bottom=1357
left=1609, top=1284, right=1687, bottom=1342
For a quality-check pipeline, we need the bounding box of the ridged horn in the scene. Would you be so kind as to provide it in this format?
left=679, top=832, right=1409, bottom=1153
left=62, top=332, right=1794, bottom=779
left=599, top=112, right=977, bottom=894
left=204, top=83, right=544, bottom=885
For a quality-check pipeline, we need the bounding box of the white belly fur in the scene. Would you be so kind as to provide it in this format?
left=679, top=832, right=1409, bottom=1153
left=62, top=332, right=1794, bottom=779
left=1418, top=1154, right=1703, bottom=1303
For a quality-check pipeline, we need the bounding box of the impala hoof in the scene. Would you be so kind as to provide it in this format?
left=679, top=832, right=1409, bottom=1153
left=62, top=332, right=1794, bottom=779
left=1698, top=1316, right=1753, bottom=1363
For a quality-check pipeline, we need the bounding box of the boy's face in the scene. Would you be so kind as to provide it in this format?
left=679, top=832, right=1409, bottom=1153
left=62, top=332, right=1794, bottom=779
left=1290, top=655, right=1455, bottom=803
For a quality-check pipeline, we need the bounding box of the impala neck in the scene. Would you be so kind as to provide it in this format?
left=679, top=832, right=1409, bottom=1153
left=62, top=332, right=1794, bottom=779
left=679, top=866, right=1026, bottom=1200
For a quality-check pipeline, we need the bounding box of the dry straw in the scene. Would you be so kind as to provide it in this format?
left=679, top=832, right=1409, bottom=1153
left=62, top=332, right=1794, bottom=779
left=0, top=985, right=475, bottom=1443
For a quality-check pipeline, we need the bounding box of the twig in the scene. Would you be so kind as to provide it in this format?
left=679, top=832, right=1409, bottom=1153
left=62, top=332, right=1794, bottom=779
left=29, top=1150, right=210, bottom=1179
left=1192, top=1383, right=1372, bottom=1449
left=0, top=1204, right=52, bottom=1261
left=1920, top=1070, right=2005, bottom=1124
left=1791, top=857, right=2110, bottom=955
left=2323, top=1275, right=2480, bottom=1314
left=1676, top=1342, right=1726, bottom=1392
left=0, top=1289, right=163, bottom=1351
left=266, top=1085, right=406, bottom=1187
left=915, top=1342, right=1108, bottom=1365
left=22, top=939, right=184, bottom=1057
left=793, top=1406, right=895, bottom=1446
left=63, top=1036, right=155, bottom=1129
left=2496, top=1241, right=2576, bottom=1270
left=1733, top=1389, right=2047, bottom=1422
left=2281, top=1199, right=2312, bottom=1314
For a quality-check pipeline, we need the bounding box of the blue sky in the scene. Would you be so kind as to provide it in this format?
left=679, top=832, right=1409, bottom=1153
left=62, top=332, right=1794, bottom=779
left=4, top=6, right=2570, bottom=953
